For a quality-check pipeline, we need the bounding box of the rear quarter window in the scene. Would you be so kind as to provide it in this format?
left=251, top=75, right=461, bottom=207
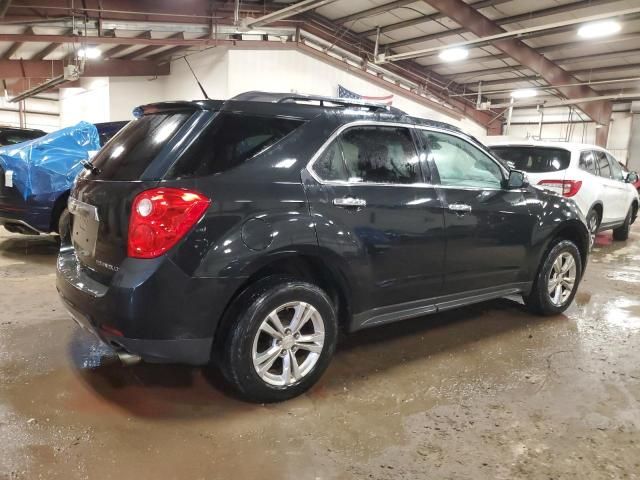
left=167, top=112, right=304, bottom=179
left=490, top=146, right=570, bottom=173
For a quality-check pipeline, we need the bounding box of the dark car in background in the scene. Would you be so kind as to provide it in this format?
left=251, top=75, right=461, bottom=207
left=0, top=126, right=46, bottom=146
left=57, top=92, right=589, bottom=403
left=0, top=121, right=127, bottom=237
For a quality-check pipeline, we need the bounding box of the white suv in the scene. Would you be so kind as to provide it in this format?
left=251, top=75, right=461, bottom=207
left=488, top=141, right=639, bottom=241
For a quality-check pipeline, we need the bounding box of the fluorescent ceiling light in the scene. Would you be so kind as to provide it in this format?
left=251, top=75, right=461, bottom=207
left=577, top=20, right=621, bottom=39
left=438, top=47, right=468, bottom=62
left=511, top=88, right=538, bottom=99
left=77, top=47, right=101, bottom=59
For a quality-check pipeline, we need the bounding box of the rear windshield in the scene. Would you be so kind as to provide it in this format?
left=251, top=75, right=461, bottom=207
left=490, top=146, right=571, bottom=173
left=88, top=113, right=191, bottom=180
left=167, top=112, right=304, bottom=178
left=0, top=130, right=45, bottom=146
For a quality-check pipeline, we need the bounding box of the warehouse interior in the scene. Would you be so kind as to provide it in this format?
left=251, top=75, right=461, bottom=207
left=1, top=1, right=639, bottom=479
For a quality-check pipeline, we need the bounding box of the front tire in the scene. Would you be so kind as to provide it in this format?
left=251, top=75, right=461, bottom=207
left=57, top=207, right=71, bottom=245
left=217, top=277, right=338, bottom=403
left=524, top=240, right=582, bottom=316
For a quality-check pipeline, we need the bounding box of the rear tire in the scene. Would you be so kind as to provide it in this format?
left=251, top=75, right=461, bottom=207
left=612, top=206, right=633, bottom=241
left=524, top=239, right=582, bottom=316
left=216, top=276, right=338, bottom=403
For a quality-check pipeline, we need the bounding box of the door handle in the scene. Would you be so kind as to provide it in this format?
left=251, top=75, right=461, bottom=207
left=448, top=203, right=472, bottom=214
left=333, top=197, right=366, bottom=208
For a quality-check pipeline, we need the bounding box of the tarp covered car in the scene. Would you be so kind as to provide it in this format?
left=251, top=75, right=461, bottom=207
left=0, top=121, right=112, bottom=236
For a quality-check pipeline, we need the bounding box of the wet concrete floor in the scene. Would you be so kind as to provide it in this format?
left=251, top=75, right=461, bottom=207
left=0, top=225, right=639, bottom=479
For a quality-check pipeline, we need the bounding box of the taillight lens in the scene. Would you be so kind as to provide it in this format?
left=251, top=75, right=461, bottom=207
left=128, top=188, right=210, bottom=259
left=538, top=179, right=582, bottom=197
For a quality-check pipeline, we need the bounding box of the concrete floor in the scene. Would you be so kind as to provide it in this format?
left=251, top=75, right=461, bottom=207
left=0, top=225, right=639, bottom=480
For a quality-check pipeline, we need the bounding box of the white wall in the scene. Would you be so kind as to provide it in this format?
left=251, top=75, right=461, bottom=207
left=109, top=76, right=166, bottom=121
left=59, top=78, right=109, bottom=126
left=226, top=48, right=487, bottom=138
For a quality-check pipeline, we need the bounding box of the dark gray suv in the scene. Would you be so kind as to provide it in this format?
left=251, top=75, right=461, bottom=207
left=57, top=92, right=589, bottom=402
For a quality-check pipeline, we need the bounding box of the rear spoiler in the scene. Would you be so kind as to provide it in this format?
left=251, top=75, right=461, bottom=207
left=133, top=100, right=224, bottom=117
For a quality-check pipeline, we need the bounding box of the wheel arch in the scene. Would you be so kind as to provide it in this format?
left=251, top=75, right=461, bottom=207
left=49, top=189, right=70, bottom=233
left=214, top=247, right=356, bottom=343
left=548, top=219, right=590, bottom=270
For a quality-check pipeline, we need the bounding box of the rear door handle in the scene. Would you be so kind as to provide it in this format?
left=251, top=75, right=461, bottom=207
left=333, top=197, right=366, bottom=208
left=448, top=203, right=472, bottom=214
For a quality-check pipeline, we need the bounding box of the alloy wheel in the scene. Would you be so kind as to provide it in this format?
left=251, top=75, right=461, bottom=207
left=252, top=301, right=325, bottom=386
left=547, top=252, right=577, bottom=306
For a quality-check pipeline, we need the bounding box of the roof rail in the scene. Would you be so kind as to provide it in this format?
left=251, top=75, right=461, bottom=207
left=230, top=91, right=405, bottom=114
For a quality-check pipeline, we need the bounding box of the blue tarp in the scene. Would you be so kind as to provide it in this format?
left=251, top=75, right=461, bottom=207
left=0, top=121, right=100, bottom=200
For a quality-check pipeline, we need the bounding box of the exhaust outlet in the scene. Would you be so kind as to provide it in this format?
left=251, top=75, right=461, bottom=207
left=110, top=343, right=142, bottom=365
left=116, top=350, right=142, bottom=366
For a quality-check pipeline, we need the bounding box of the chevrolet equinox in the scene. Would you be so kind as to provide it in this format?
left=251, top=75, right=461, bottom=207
left=57, top=92, right=590, bottom=402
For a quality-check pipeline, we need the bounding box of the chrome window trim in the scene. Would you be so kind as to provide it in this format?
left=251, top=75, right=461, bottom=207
left=305, top=120, right=509, bottom=189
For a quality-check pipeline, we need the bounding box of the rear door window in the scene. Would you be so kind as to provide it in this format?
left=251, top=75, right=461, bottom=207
left=595, top=151, right=611, bottom=179
left=313, top=140, right=349, bottom=181
left=606, top=153, right=625, bottom=181
left=579, top=150, right=597, bottom=175
left=338, top=126, right=420, bottom=184
left=489, top=146, right=570, bottom=173
left=168, top=112, right=304, bottom=178
left=89, top=113, right=191, bottom=180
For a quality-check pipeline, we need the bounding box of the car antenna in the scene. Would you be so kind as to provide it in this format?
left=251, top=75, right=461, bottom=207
left=183, top=57, right=210, bottom=100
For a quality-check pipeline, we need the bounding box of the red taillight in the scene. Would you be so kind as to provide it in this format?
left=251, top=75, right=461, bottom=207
left=128, top=188, right=210, bottom=259
left=538, top=179, right=582, bottom=197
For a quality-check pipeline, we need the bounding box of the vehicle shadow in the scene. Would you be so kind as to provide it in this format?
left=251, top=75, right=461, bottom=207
left=69, top=297, right=568, bottom=419
left=0, top=231, right=59, bottom=265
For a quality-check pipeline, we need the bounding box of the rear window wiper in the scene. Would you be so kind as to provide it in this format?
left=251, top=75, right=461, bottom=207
left=81, top=160, right=101, bottom=175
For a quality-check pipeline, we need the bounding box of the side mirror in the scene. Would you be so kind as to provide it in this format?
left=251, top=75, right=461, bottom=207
left=506, top=169, right=528, bottom=189
left=626, top=171, right=639, bottom=183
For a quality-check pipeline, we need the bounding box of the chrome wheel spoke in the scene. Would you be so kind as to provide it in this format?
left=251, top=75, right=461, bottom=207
left=289, top=351, right=301, bottom=382
left=295, top=341, right=323, bottom=354
left=553, top=284, right=563, bottom=304
left=547, top=252, right=578, bottom=306
left=289, top=302, right=314, bottom=334
left=281, top=351, right=292, bottom=385
left=260, top=320, right=282, bottom=340
left=268, top=312, right=286, bottom=336
left=254, top=345, right=282, bottom=375
left=252, top=301, right=325, bottom=387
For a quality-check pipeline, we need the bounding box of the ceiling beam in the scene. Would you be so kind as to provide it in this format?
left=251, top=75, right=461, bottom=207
left=461, top=63, right=640, bottom=89
left=423, top=32, right=640, bottom=68
left=120, top=32, right=185, bottom=59
left=373, top=0, right=616, bottom=45
left=419, top=0, right=613, bottom=144
left=243, top=0, right=338, bottom=29
left=0, top=0, right=11, bottom=18
left=103, top=30, right=152, bottom=58
left=359, top=0, right=509, bottom=36
left=0, top=32, right=206, bottom=46
left=450, top=46, right=640, bottom=81
left=334, top=0, right=417, bottom=25
left=31, top=28, right=72, bottom=60
left=2, top=26, right=32, bottom=59
left=0, top=59, right=170, bottom=78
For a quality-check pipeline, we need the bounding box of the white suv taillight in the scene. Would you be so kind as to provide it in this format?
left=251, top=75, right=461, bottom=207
left=128, top=188, right=210, bottom=259
left=538, top=180, right=582, bottom=198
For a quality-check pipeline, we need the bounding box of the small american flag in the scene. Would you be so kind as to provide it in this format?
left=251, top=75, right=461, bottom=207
left=338, top=85, right=393, bottom=106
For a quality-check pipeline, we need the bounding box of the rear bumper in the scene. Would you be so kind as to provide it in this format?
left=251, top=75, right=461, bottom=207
left=56, top=248, right=244, bottom=366
left=0, top=198, right=54, bottom=233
